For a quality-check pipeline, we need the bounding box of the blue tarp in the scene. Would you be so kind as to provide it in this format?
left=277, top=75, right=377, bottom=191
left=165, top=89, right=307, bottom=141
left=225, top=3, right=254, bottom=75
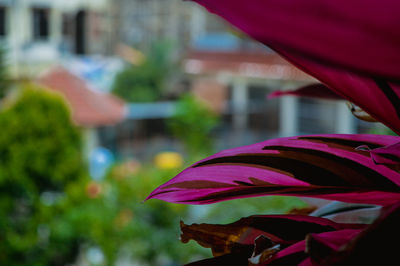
left=126, top=102, right=177, bottom=119
left=193, top=33, right=240, bottom=51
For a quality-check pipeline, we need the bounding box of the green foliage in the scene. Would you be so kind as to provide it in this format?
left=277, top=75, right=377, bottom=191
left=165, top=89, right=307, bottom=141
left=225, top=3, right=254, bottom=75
left=0, top=85, right=85, bottom=265
left=0, top=83, right=306, bottom=266
left=368, top=124, right=397, bottom=136
left=0, top=85, right=208, bottom=265
left=61, top=162, right=209, bottom=265
left=195, top=196, right=308, bottom=224
left=112, top=42, right=173, bottom=102
left=112, top=62, right=164, bottom=102
left=168, top=94, right=219, bottom=157
left=77, top=162, right=306, bottom=265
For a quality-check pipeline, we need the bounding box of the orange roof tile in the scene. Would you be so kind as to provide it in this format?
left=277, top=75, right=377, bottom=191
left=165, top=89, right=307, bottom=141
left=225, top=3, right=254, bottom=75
left=38, top=67, right=126, bottom=127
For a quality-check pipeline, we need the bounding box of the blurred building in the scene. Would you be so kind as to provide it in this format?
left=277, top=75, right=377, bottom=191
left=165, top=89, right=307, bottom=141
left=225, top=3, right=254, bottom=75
left=184, top=47, right=358, bottom=148
left=0, top=0, right=370, bottom=160
left=109, top=1, right=363, bottom=156
left=0, top=0, right=114, bottom=77
left=180, top=9, right=360, bottom=148
left=114, top=0, right=195, bottom=52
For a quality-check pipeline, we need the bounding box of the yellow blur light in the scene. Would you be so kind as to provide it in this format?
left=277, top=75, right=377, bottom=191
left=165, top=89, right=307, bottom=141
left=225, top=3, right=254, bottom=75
left=154, top=152, right=183, bottom=169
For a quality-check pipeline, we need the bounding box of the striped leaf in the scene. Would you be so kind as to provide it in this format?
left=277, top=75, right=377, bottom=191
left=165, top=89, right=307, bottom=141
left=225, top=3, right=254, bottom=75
left=180, top=215, right=363, bottom=257
left=359, top=142, right=400, bottom=167
left=182, top=214, right=363, bottom=266
left=267, top=229, right=361, bottom=266
left=147, top=134, right=400, bottom=205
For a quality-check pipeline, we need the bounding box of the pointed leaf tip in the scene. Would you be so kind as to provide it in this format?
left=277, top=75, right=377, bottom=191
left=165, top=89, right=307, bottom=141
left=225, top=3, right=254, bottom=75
left=148, top=134, right=400, bottom=205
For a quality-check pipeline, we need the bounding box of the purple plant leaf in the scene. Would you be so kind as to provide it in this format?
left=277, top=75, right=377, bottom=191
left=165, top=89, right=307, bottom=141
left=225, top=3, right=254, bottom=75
left=320, top=202, right=400, bottom=265
left=190, top=0, right=400, bottom=134
left=304, top=229, right=361, bottom=265
left=147, top=134, right=400, bottom=205
left=181, top=215, right=363, bottom=265
left=359, top=142, right=400, bottom=167
left=180, top=215, right=363, bottom=256
left=268, top=84, right=343, bottom=100
left=266, top=229, right=361, bottom=266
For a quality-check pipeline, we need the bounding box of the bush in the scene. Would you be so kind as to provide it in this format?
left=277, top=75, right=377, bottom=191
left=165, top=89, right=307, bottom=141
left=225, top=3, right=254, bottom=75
left=62, top=161, right=209, bottom=266
left=168, top=94, right=219, bottom=158
left=112, top=42, right=174, bottom=102
left=0, top=84, right=86, bottom=265
left=0, top=86, right=210, bottom=265
left=112, top=61, right=165, bottom=102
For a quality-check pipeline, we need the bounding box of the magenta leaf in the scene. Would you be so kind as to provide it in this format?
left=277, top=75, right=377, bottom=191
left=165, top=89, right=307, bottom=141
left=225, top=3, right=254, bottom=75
left=321, top=202, right=400, bottom=265
left=181, top=214, right=363, bottom=265
left=359, top=141, right=400, bottom=167
left=267, top=84, right=343, bottom=100
left=305, top=229, right=361, bottom=264
left=190, top=0, right=400, bottom=134
left=180, top=214, right=363, bottom=251
left=147, top=134, right=400, bottom=205
left=267, top=229, right=361, bottom=266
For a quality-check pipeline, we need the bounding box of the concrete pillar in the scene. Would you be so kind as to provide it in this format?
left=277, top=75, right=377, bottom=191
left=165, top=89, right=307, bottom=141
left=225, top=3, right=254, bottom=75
left=167, top=0, right=179, bottom=41
left=50, top=7, right=62, bottom=44
left=335, top=101, right=355, bottom=134
left=8, top=0, right=30, bottom=77
left=190, top=4, right=206, bottom=43
left=232, top=78, right=248, bottom=132
left=279, top=96, right=298, bottom=137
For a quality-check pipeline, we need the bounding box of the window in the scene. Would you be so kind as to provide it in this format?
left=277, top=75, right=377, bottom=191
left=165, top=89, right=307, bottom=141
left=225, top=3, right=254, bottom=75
left=298, top=98, right=337, bottom=134
left=75, top=10, right=86, bottom=54
left=0, top=6, right=6, bottom=37
left=32, top=8, right=50, bottom=40
left=62, top=14, right=74, bottom=37
left=248, top=85, right=279, bottom=133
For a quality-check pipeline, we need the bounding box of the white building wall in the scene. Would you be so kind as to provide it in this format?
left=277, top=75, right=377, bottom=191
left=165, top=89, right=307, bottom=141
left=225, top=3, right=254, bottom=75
left=3, top=0, right=111, bottom=77
left=335, top=101, right=356, bottom=134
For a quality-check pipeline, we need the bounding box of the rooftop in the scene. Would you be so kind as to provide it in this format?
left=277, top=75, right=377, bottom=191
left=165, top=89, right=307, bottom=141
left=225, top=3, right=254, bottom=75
left=37, top=67, right=126, bottom=127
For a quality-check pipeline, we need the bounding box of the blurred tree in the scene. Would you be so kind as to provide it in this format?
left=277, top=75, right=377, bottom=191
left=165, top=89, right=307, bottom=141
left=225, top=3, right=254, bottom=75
left=112, top=41, right=174, bottom=102
left=168, top=94, right=219, bottom=157
left=0, top=84, right=85, bottom=265
left=0, top=84, right=208, bottom=266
